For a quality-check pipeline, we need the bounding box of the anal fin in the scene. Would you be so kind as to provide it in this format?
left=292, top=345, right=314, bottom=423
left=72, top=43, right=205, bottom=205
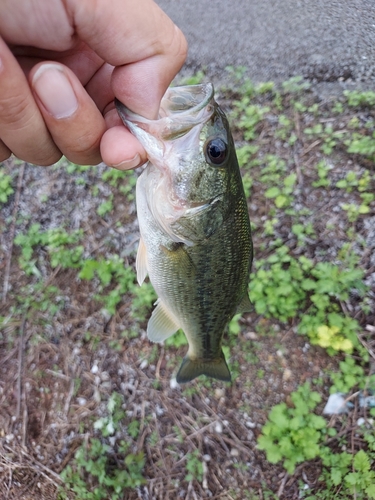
left=147, top=299, right=180, bottom=343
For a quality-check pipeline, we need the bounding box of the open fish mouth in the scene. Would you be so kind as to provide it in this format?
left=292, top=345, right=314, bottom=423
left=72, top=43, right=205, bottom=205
left=115, top=83, right=215, bottom=142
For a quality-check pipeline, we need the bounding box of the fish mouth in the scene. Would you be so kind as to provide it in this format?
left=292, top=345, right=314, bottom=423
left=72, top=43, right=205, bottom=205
left=115, top=83, right=215, bottom=143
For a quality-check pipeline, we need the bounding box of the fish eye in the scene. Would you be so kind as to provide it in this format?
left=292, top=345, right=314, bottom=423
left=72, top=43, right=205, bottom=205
left=205, top=138, right=228, bottom=166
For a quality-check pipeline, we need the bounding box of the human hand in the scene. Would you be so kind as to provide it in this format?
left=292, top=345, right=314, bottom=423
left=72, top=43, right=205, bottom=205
left=0, top=0, right=187, bottom=168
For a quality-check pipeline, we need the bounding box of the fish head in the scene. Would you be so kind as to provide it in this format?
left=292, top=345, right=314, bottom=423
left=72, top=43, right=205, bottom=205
left=115, top=84, right=239, bottom=242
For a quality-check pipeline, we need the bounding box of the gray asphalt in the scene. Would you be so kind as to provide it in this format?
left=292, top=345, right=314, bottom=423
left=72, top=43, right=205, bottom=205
left=157, top=0, right=375, bottom=90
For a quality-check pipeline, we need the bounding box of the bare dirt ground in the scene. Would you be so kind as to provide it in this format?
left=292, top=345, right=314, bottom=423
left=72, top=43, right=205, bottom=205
left=1, top=75, right=375, bottom=499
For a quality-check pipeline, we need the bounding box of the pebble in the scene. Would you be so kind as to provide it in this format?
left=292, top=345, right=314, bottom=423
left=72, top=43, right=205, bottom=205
left=283, top=368, right=293, bottom=381
left=357, top=417, right=374, bottom=426
left=170, top=378, right=179, bottom=389
left=91, top=364, right=99, bottom=374
left=245, top=420, right=256, bottom=429
left=245, top=331, right=258, bottom=340
left=140, top=359, right=148, bottom=370
left=215, top=388, right=225, bottom=399
left=214, top=421, right=223, bottom=433
left=100, top=371, right=110, bottom=381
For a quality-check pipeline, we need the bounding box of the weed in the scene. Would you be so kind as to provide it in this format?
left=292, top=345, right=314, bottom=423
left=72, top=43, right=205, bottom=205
left=97, top=195, right=114, bottom=217
left=185, top=449, right=204, bottom=482
left=59, top=392, right=145, bottom=499
left=179, top=69, right=206, bottom=86
left=250, top=245, right=367, bottom=356
left=329, top=356, right=365, bottom=393
left=15, top=224, right=84, bottom=273
left=344, top=89, right=375, bottom=108
left=257, top=382, right=326, bottom=474
left=234, top=101, right=270, bottom=141
left=102, top=168, right=136, bottom=201
left=0, top=167, right=14, bottom=204
left=312, top=160, right=331, bottom=188
left=281, top=76, right=310, bottom=94
left=264, top=172, right=297, bottom=208
left=347, top=133, right=375, bottom=157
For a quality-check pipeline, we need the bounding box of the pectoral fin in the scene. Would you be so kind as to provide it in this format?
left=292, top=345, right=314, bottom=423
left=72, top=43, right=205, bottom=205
left=136, top=237, right=148, bottom=285
left=176, top=351, right=231, bottom=383
left=147, top=299, right=180, bottom=343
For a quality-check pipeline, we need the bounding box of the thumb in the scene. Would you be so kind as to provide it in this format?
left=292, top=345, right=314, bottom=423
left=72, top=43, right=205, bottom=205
left=67, top=0, right=187, bottom=118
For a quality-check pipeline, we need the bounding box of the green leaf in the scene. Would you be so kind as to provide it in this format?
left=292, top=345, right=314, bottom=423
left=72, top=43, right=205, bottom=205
left=353, top=449, right=370, bottom=473
left=331, top=468, right=342, bottom=486
left=265, top=186, right=281, bottom=198
left=366, top=484, right=375, bottom=499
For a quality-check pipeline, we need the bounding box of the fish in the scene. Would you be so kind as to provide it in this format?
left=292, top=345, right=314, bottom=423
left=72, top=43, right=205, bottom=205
left=115, top=83, right=252, bottom=383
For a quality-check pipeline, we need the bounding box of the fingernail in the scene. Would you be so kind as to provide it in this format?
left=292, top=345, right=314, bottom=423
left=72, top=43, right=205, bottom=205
left=112, top=154, right=142, bottom=170
left=32, top=64, right=78, bottom=119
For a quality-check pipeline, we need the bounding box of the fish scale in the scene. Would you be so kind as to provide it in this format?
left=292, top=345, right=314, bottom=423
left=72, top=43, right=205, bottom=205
left=116, top=83, right=253, bottom=383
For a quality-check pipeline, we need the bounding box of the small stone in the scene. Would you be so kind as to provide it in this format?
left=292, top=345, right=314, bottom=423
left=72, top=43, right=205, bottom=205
left=140, top=359, right=148, bottom=370
left=230, top=448, right=239, bottom=457
left=170, top=378, right=179, bottom=389
left=91, top=364, right=99, bottom=374
left=100, top=381, right=112, bottom=390
left=77, top=397, right=87, bottom=406
left=100, top=371, right=110, bottom=381
left=215, top=388, right=225, bottom=399
left=323, top=393, right=348, bottom=415
left=245, top=331, right=258, bottom=340
left=93, top=388, right=101, bottom=403
left=203, top=454, right=211, bottom=462
left=245, top=420, right=256, bottom=429
left=283, top=368, right=293, bottom=381
left=215, top=421, right=223, bottom=433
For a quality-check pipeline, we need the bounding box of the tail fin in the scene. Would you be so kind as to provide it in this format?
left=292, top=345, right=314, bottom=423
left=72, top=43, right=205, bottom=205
left=176, top=352, right=231, bottom=384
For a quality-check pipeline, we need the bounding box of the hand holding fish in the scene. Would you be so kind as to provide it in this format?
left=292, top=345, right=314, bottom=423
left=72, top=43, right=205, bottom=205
left=0, top=0, right=187, bottom=167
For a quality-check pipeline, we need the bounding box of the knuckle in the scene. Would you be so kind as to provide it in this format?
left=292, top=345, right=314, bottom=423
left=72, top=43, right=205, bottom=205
left=35, top=152, right=63, bottom=167
left=0, top=93, right=31, bottom=128
left=62, top=129, right=102, bottom=164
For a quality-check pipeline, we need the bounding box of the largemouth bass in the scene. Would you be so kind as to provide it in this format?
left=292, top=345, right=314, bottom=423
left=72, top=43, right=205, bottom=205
left=115, top=84, right=252, bottom=383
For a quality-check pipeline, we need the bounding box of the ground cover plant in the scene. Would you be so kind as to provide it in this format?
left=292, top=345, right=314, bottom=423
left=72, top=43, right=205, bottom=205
left=0, top=71, right=374, bottom=499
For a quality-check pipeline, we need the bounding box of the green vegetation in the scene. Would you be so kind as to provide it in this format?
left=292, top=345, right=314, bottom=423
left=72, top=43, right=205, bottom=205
left=257, top=383, right=327, bottom=474
left=230, top=79, right=374, bottom=498
left=258, top=382, right=375, bottom=499
left=0, top=167, right=14, bottom=204
left=59, top=393, right=146, bottom=500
